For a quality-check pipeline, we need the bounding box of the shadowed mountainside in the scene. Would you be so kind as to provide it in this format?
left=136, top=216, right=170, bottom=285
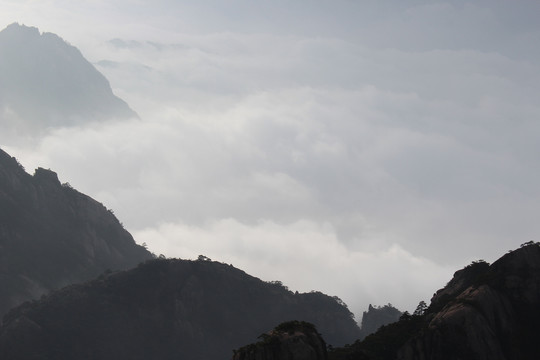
left=0, top=23, right=136, bottom=135
left=0, top=258, right=360, bottom=360
left=233, top=321, right=328, bottom=360
left=0, top=148, right=152, bottom=317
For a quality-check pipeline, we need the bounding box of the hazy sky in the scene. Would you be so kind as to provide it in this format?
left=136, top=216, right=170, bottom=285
left=1, top=0, right=540, bottom=319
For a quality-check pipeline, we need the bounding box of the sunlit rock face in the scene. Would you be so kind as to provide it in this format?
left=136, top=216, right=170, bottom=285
left=0, top=147, right=152, bottom=317
left=0, top=23, right=136, bottom=135
left=397, top=243, right=540, bottom=360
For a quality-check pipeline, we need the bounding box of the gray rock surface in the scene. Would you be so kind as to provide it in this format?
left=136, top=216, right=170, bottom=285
left=397, top=243, right=540, bottom=360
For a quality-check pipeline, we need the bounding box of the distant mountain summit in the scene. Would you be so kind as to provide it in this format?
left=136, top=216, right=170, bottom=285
left=0, top=147, right=152, bottom=317
left=358, top=303, right=402, bottom=339
left=0, top=23, right=136, bottom=134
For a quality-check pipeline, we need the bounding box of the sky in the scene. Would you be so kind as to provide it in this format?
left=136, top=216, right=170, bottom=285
left=1, top=0, right=540, bottom=320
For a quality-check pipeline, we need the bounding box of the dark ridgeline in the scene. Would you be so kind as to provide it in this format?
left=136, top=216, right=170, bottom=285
left=0, top=258, right=360, bottom=360
left=328, top=242, right=540, bottom=360
left=0, top=23, right=136, bottom=134
left=0, top=148, right=153, bottom=318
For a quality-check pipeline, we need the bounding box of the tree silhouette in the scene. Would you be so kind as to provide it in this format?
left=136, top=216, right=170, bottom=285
left=413, top=301, right=427, bottom=316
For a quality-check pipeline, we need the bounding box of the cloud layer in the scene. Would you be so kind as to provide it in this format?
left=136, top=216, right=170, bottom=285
left=2, top=1, right=540, bottom=317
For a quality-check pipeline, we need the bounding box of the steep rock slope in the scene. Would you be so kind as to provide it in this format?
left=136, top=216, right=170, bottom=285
left=397, top=242, right=540, bottom=360
left=0, top=23, right=136, bottom=134
left=0, top=148, right=152, bottom=317
left=328, top=243, right=540, bottom=360
left=0, top=258, right=360, bottom=360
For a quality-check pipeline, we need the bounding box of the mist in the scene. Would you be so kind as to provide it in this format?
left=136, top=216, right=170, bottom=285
left=2, top=1, right=540, bottom=318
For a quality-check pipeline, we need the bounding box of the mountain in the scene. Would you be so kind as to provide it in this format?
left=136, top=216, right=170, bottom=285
left=233, top=321, right=329, bottom=360
left=328, top=242, right=540, bottom=360
left=397, top=242, right=540, bottom=360
left=0, top=147, right=152, bottom=317
left=0, top=258, right=360, bottom=360
left=0, top=23, right=136, bottom=135
left=358, top=304, right=402, bottom=339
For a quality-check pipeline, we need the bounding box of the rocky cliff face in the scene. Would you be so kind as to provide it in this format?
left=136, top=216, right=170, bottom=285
left=0, top=258, right=359, bottom=360
left=0, top=148, right=152, bottom=317
left=327, top=243, right=540, bottom=360
left=0, top=23, right=136, bottom=136
left=397, top=243, right=540, bottom=360
left=233, top=321, right=328, bottom=360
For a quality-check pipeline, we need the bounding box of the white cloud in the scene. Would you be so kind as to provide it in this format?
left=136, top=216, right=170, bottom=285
left=2, top=1, right=540, bottom=316
left=10, top=75, right=537, bottom=264
left=133, top=218, right=453, bottom=318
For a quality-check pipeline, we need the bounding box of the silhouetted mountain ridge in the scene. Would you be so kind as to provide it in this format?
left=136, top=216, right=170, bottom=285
left=0, top=257, right=360, bottom=360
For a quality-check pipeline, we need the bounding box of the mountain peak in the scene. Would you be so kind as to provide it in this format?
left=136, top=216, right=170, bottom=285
left=0, top=23, right=137, bottom=135
left=0, top=22, right=40, bottom=37
left=33, top=167, right=61, bottom=186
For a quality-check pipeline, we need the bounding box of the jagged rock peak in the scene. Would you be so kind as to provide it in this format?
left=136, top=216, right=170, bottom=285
left=33, top=167, right=60, bottom=184
left=358, top=303, right=402, bottom=339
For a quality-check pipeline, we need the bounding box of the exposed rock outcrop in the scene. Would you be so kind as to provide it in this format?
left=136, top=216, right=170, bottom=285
left=397, top=243, right=540, bottom=360
left=233, top=321, right=328, bottom=360
left=0, top=148, right=152, bottom=317
left=327, top=243, right=540, bottom=360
